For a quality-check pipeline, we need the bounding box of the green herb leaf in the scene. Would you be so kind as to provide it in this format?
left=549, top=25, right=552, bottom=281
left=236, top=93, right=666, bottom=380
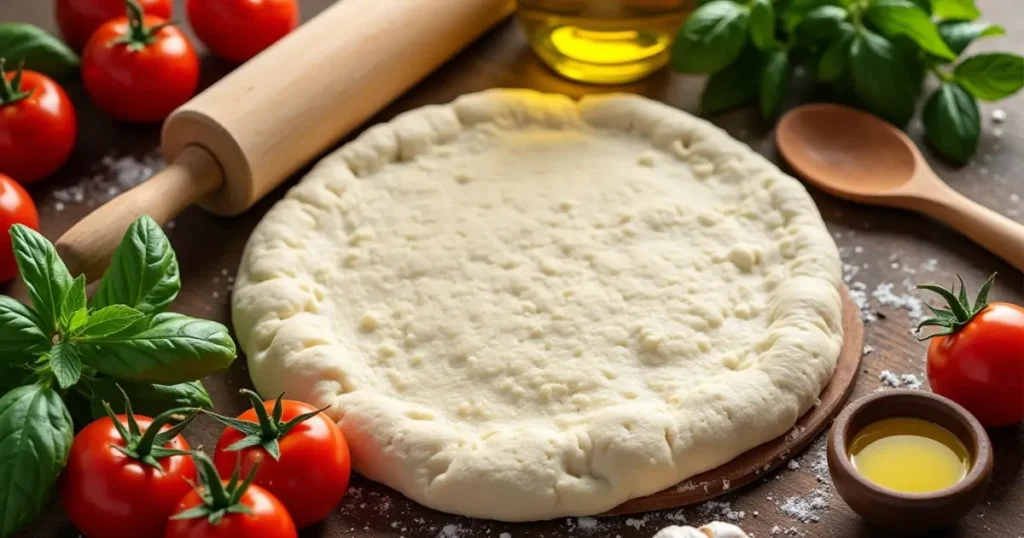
left=10, top=225, right=74, bottom=336
left=0, top=384, right=73, bottom=537
left=818, top=23, right=856, bottom=81
left=923, top=82, right=980, bottom=165
left=953, top=53, right=1024, bottom=101
left=48, top=341, right=82, bottom=389
left=760, top=49, right=790, bottom=119
left=59, top=275, right=87, bottom=333
left=850, top=28, right=918, bottom=127
left=797, top=6, right=848, bottom=47
left=0, top=23, right=80, bottom=77
left=749, top=0, right=776, bottom=50
left=780, top=0, right=841, bottom=33
left=79, top=313, right=236, bottom=384
left=87, top=377, right=213, bottom=419
left=700, top=45, right=761, bottom=115
left=671, top=0, right=750, bottom=74
left=92, top=216, right=181, bottom=315
left=66, top=308, right=89, bottom=335
left=905, top=0, right=931, bottom=13
left=78, top=305, right=145, bottom=339
left=0, top=296, right=48, bottom=360
left=937, top=21, right=1005, bottom=56
left=866, top=0, right=956, bottom=60
left=931, top=0, right=980, bottom=21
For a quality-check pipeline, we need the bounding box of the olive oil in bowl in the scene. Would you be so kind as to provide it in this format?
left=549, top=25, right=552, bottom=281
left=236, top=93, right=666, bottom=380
left=517, top=0, right=694, bottom=84
left=849, top=417, right=971, bottom=494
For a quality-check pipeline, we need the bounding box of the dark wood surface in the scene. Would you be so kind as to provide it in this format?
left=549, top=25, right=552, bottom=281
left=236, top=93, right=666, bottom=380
left=2, top=1, right=1022, bottom=537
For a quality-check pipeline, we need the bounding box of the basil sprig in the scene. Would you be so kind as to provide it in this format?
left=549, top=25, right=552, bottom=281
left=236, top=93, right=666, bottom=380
left=0, top=23, right=79, bottom=77
left=672, top=0, right=1023, bottom=164
left=0, top=215, right=234, bottom=537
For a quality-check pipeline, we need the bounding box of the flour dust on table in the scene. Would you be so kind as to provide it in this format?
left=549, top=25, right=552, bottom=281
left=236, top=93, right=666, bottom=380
left=232, top=90, right=844, bottom=521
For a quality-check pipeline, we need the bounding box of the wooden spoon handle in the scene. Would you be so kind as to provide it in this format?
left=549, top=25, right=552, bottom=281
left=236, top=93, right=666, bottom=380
left=912, top=181, right=1024, bottom=272
left=55, top=146, right=223, bottom=281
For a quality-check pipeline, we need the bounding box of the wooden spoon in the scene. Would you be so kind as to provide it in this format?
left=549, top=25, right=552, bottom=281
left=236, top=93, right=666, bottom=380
left=777, top=103, right=1024, bottom=271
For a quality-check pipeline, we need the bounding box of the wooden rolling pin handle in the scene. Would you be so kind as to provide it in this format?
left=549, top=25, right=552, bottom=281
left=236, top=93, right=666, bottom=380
left=911, top=173, right=1024, bottom=272
left=54, top=146, right=224, bottom=281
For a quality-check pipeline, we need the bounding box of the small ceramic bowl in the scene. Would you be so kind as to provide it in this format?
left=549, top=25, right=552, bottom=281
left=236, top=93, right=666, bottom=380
left=827, top=390, right=993, bottom=535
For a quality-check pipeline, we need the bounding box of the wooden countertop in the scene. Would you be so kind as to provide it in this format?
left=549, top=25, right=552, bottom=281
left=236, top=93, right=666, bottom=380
left=2, top=0, right=1021, bottom=536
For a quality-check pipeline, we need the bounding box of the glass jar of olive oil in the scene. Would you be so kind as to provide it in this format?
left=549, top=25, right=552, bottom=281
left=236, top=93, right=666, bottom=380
left=517, top=0, right=694, bottom=85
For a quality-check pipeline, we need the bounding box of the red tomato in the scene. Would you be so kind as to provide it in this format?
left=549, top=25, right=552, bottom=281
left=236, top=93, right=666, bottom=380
left=0, top=174, right=39, bottom=283
left=82, top=6, right=199, bottom=123
left=0, top=66, right=77, bottom=183
left=927, top=302, right=1024, bottom=427
left=165, top=482, right=297, bottom=538
left=60, top=413, right=197, bottom=538
left=212, top=396, right=350, bottom=528
left=57, top=0, right=173, bottom=50
left=186, top=0, right=299, bottom=63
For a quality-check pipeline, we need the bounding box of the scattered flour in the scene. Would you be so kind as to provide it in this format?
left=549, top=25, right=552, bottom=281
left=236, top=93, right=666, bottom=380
left=879, top=370, right=901, bottom=387
left=779, top=488, right=829, bottom=523
left=879, top=370, right=924, bottom=390
left=52, top=152, right=164, bottom=210
left=440, top=524, right=463, bottom=537
left=862, top=344, right=873, bottom=355
left=787, top=460, right=800, bottom=470
left=991, top=108, right=1006, bottom=123
left=625, top=517, right=647, bottom=529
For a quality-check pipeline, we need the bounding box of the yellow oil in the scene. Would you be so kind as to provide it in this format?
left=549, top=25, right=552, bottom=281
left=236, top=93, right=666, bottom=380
left=517, top=0, right=694, bottom=84
left=849, top=418, right=971, bottom=494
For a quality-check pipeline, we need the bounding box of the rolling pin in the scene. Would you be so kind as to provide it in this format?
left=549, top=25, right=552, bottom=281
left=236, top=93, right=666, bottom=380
left=57, top=0, right=514, bottom=280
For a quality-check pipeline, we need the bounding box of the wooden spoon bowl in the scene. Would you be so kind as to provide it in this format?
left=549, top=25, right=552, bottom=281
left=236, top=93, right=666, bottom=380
left=827, top=390, right=993, bottom=535
left=777, top=104, right=1024, bottom=271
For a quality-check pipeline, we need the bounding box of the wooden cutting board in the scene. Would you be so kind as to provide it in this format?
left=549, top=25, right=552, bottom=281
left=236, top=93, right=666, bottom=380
left=606, top=287, right=864, bottom=515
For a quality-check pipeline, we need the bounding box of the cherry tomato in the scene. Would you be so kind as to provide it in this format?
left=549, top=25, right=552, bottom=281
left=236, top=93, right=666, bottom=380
left=57, top=0, right=173, bottom=50
left=0, top=64, right=77, bottom=183
left=82, top=3, right=199, bottom=123
left=60, top=411, right=197, bottom=538
left=165, top=481, right=297, bottom=538
left=186, top=0, right=299, bottom=63
left=211, top=393, right=350, bottom=528
left=927, top=302, right=1024, bottom=427
left=0, top=174, right=39, bottom=283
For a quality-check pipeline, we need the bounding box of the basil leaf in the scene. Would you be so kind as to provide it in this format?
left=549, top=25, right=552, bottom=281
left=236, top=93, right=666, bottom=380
left=78, top=305, right=145, bottom=339
left=0, top=23, right=79, bottom=78
left=48, top=341, right=82, bottom=389
left=701, top=46, right=761, bottom=115
left=923, top=82, right=980, bottom=165
left=780, top=0, right=840, bottom=33
left=88, top=377, right=213, bottom=419
left=59, top=275, right=86, bottom=333
left=818, top=23, right=856, bottom=81
left=937, top=21, right=1005, bottom=56
left=850, top=29, right=918, bottom=127
left=10, top=225, right=73, bottom=337
left=66, top=308, right=89, bottom=335
left=906, top=0, right=931, bottom=13
left=671, top=1, right=750, bottom=74
left=749, top=0, right=776, bottom=50
left=760, top=49, right=790, bottom=119
left=866, top=0, right=956, bottom=60
left=79, top=313, right=236, bottom=384
left=797, top=6, right=848, bottom=46
left=92, top=216, right=180, bottom=315
left=930, top=0, right=980, bottom=21
left=0, top=296, right=48, bottom=360
left=0, top=384, right=73, bottom=537
left=953, top=53, right=1024, bottom=102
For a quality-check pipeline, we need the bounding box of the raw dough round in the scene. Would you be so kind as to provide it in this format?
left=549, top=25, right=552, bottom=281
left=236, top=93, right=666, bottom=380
left=233, top=90, right=843, bottom=521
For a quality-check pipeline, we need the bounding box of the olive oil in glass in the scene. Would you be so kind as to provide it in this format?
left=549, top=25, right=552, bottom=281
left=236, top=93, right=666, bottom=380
left=517, top=0, right=694, bottom=84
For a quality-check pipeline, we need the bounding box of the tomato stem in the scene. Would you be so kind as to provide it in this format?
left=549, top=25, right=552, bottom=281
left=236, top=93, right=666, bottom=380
left=203, top=390, right=330, bottom=462
left=114, top=0, right=176, bottom=51
left=916, top=273, right=996, bottom=340
left=170, top=452, right=258, bottom=525
left=103, top=383, right=197, bottom=471
left=0, top=59, right=34, bottom=106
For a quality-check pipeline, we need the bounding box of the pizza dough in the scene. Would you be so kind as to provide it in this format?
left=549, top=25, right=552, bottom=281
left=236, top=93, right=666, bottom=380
left=232, top=90, right=843, bottom=521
